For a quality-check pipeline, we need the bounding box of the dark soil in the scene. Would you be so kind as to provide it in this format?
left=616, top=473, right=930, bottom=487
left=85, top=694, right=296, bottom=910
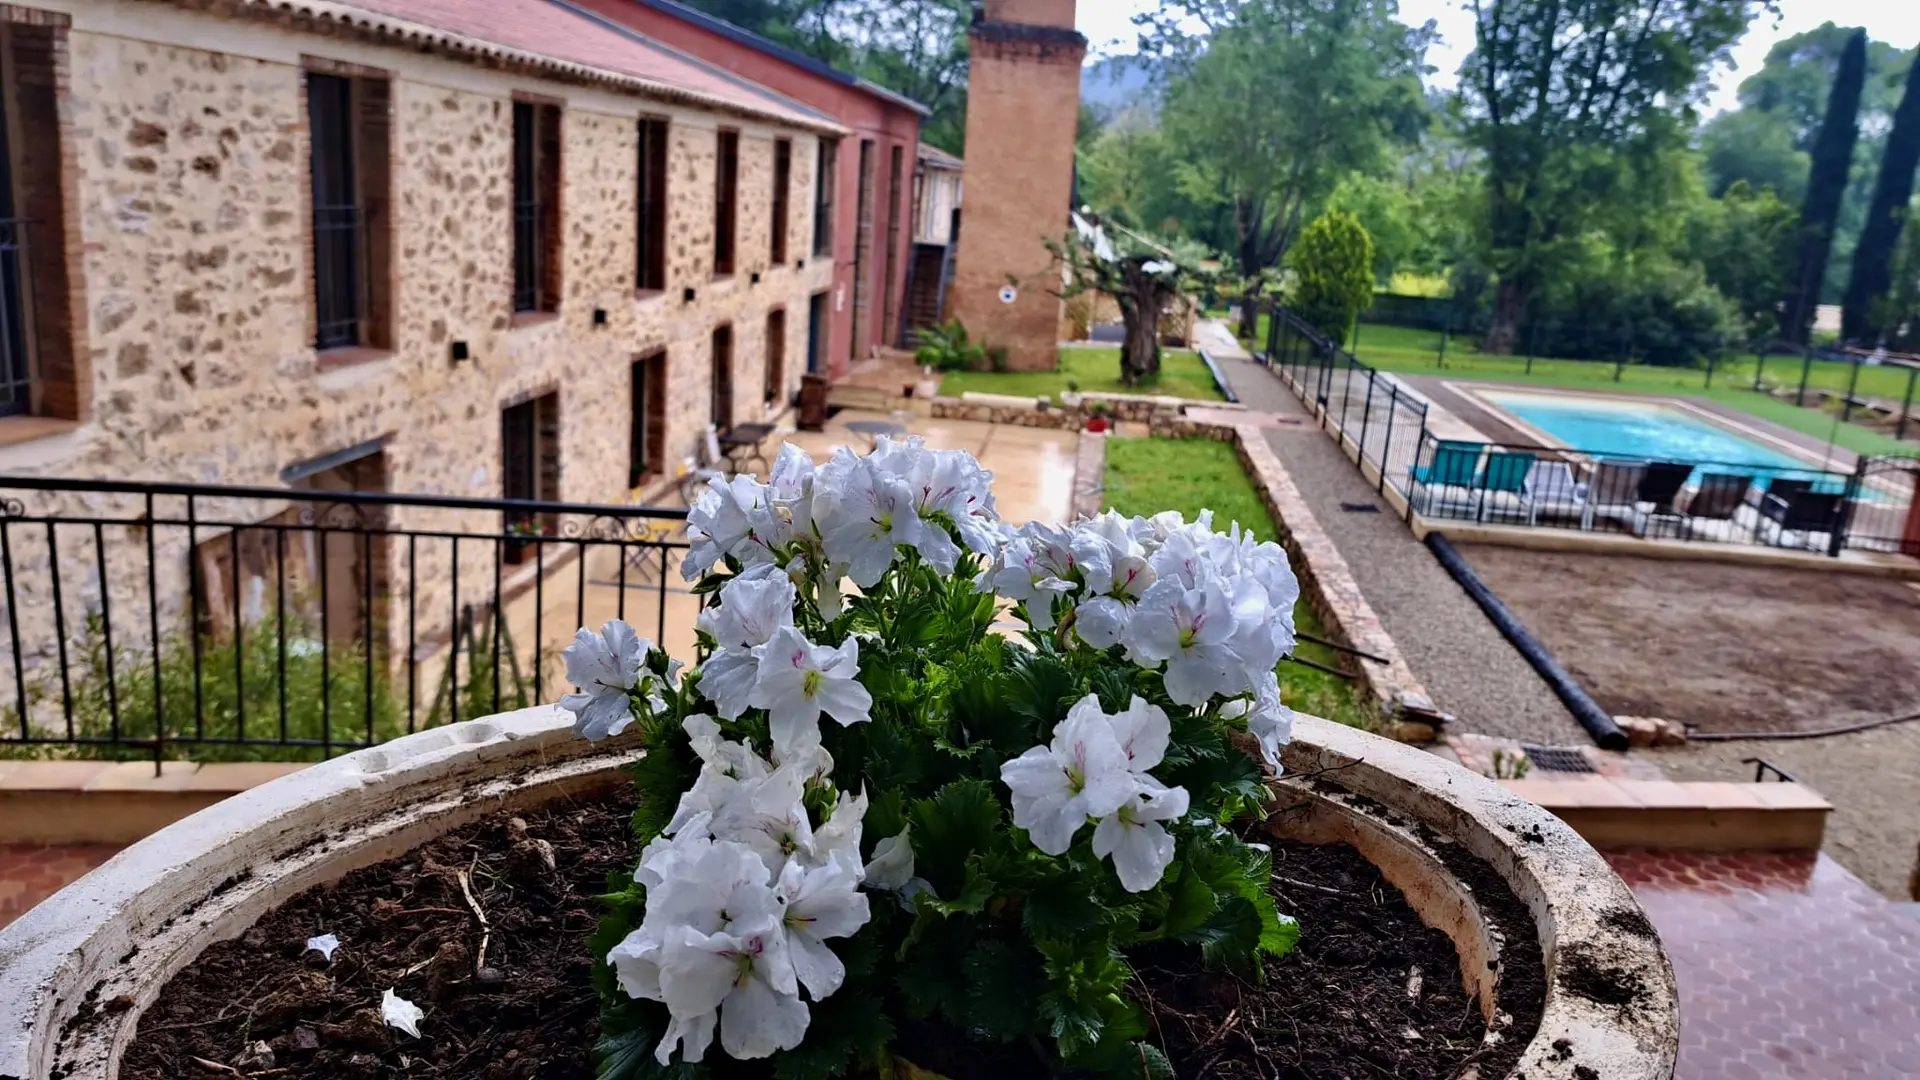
left=1134, top=839, right=1543, bottom=1080
left=123, top=793, right=1546, bottom=1080
left=121, top=789, right=636, bottom=1080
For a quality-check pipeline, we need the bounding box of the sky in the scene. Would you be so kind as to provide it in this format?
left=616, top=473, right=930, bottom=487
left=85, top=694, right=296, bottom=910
left=1075, top=1, right=1920, bottom=115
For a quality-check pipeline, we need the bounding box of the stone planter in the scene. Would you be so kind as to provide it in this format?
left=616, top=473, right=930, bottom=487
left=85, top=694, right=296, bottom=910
left=0, top=710, right=1679, bottom=1080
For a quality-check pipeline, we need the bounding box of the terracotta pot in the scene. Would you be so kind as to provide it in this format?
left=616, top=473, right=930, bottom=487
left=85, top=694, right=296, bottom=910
left=0, top=711, right=1678, bottom=1080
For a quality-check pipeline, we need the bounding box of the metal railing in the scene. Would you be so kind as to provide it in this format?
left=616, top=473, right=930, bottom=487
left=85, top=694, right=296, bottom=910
left=0, top=477, right=690, bottom=764
left=1403, top=433, right=1919, bottom=558
left=1261, top=306, right=1430, bottom=504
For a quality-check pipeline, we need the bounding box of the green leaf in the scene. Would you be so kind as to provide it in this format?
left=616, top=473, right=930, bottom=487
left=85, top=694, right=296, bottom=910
left=909, top=779, right=1003, bottom=898
left=593, top=1003, right=702, bottom=1080
left=1067, top=1039, right=1176, bottom=1080
left=960, top=938, right=1039, bottom=1042
left=1184, top=894, right=1264, bottom=972
left=1159, top=862, right=1220, bottom=939
left=920, top=861, right=995, bottom=918
left=770, top=991, right=894, bottom=1080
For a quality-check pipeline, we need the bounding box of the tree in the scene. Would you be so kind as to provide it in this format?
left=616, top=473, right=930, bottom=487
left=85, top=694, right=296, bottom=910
left=1781, top=29, right=1868, bottom=345
left=1051, top=212, right=1211, bottom=386
left=1700, top=109, right=1807, bottom=203
left=1843, top=48, right=1920, bottom=344
left=1143, top=0, right=1427, bottom=340
left=1689, top=181, right=1800, bottom=344
left=1458, top=0, right=1760, bottom=353
left=1288, top=211, right=1376, bottom=346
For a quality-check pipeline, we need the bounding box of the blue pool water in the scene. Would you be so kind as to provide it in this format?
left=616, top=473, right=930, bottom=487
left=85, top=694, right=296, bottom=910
left=1479, top=390, right=1842, bottom=489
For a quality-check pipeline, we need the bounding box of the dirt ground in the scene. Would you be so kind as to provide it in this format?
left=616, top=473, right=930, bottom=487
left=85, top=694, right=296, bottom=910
left=1456, top=546, right=1920, bottom=735
left=1458, top=545, right=1920, bottom=897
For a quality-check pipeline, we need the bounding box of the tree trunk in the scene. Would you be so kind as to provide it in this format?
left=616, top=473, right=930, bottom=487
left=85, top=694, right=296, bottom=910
left=1784, top=29, right=1868, bottom=346
left=1842, top=51, right=1920, bottom=345
left=1484, top=278, right=1530, bottom=355
left=1122, top=308, right=1160, bottom=386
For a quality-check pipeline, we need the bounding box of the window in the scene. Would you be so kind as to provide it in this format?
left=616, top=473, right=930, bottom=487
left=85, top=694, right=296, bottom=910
left=882, top=144, right=904, bottom=347
left=637, top=118, right=668, bottom=292
left=306, top=68, right=392, bottom=352
left=764, top=309, right=786, bottom=406
left=502, top=392, right=560, bottom=541
left=0, top=18, right=78, bottom=421
left=714, top=130, right=739, bottom=277
left=629, top=351, right=666, bottom=487
left=807, top=292, right=828, bottom=375
left=850, top=140, right=875, bottom=357
left=512, top=101, right=562, bottom=314
left=771, top=139, right=791, bottom=267
left=711, top=325, right=733, bottom=431
left=812, top=139, right=837, bottom=258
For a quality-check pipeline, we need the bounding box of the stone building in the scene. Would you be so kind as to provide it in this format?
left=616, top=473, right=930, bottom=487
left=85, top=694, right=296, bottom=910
left=946, top=0, right=1083, bottom=372
left=567, top=0, right=928, bottom=376
left=0, top=0, right=843, bottom=712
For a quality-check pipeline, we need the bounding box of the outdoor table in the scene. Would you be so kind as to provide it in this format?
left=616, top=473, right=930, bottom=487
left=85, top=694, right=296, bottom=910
left=718, top=423, right=775, bottom=475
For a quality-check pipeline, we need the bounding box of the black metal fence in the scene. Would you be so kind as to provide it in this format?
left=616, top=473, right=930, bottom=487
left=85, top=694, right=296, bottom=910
left=1404, top=433, right=1920, bottom=558
left=0, top=477, right=690, bottom=765
left=1261, top=307, right=1430, bottom=500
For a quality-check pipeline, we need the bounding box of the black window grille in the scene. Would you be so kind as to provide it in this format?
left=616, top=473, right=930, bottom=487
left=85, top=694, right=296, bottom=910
left=0, top=75, right=30, bottom=417
left=711, top=326, right=733, bottom=431
left=637, top=119, right=669, bottom=292
left=714, top=131, right=739, bottom=277
left=309, top=73, right=364, bottom=351
left=512, top=102, right=542, bottom=313
left=772, top=139, right=791, bottom=266
left=813, top=139, right=836, bottom=258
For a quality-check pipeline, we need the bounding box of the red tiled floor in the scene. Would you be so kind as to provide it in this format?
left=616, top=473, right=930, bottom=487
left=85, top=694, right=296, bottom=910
left=1607, top=850, right=1920, bottom=1080
left=0, top=843, right=122, bottom=929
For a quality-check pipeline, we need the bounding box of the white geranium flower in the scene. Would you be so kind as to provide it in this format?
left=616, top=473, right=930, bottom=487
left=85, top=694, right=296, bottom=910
left=776, top=855, right=871, bottom=999
left=559, top=619, right=650, bottom=741
left=710, top=764, right=818, bottom=874
left=999, top=704, right=1137, bottom=855
left=986, top=523, right=1078, bottom=629
left=657, top=919, right=807, bottom=1063
left=380, top=988, right=424, bottom=1038
left=1098, top=694, right=1171, bottom=772
left=1125, top=578, right=1242, bottom=707
left=815, top=450, right=921, bottom=587
left=1091, top=781, right=1190, bottom=892
left=697, top=575, right=798, bottom=719
left=1242, top=673, right=1295, bottom=771
left=664, top=716, right=773, bottom=838
left=305, top=933, right=340, bottom=962
left=862, top=826, right=915, bottom=891
left=749, top=628, right=873, bottom=753
left=812, top=787, right=868, bottom=872
left=895, top=442, right=1000, bottom=562
left=684, top=474, right=765, bottom=581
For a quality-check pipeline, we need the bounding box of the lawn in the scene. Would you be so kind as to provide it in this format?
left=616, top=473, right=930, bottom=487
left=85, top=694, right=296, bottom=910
left=1104, top=435, right=1375, bottom=731
left=938, top=348, right=1226, bottom=402
left=1350, top=323, right=1916, bottom=457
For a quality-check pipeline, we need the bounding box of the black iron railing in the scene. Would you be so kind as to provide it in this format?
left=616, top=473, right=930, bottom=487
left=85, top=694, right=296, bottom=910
left=1261, top=307, right=1431, bottom=504
left=0, top=477, right=691, bottom=765
left=0, top=216, right=31, bottom=417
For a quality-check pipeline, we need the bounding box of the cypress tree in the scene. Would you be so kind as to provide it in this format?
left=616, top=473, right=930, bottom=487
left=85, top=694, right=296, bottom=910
left=1842, top=48, right=1920, bottom=344
left=1782, top=29, right=1868, bottom=345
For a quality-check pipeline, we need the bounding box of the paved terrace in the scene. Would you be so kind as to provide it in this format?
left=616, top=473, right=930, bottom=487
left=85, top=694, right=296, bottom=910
left=1197, top=322, right=1585, bottom=743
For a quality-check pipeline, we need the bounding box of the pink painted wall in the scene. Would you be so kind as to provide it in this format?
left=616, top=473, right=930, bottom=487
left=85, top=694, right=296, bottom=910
left=574, top=0, right=924, bottom=379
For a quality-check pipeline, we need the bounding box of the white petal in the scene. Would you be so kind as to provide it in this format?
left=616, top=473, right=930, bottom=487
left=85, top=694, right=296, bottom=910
left=787, top=932, right=848, bottom=1000
left=864, top=827, right=916, bottom=891
left=699, top=649, right=761, bottom=720
left=814, top=677, right=873, bottom=727
left=719, top=969, right=811, bottom=1059
left=304, top=933, right=340, bottom=962
left=380, top=988, right=424, bottom=1038
left=656, top=1008, right=719, bottom=1065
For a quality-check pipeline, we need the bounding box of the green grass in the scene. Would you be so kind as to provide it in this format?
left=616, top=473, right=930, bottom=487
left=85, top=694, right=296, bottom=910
left=1350, top=323, right=1916, bottom=457
left=1104, top=435, right=1376, bottom=731
left=938, top=348, right=1226, bottom=402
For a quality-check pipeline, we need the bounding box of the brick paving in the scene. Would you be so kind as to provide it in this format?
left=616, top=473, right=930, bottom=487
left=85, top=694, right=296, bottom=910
left=1607, top=849, right=1920, bottom=1080
left=0, top=843, right=121, bottom=929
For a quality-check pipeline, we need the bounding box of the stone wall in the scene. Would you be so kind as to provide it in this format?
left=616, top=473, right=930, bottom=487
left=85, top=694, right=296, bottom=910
left=0, top=5, right=835, bottom=727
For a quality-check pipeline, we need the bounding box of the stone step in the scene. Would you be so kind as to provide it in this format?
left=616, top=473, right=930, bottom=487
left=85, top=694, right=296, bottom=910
left=827, top=384, right=899, bottom=411
left=1500, top=777, right=1830, bottom=852
left=0, top=760, right=309, bottom=845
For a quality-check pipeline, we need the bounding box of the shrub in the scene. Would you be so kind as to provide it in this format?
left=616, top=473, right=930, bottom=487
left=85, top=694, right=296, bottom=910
left=569, top=440, right=1303, bottom=1080
left=914, top=320, right=989, bottom=373
left=1288, top=211, right=1376, bottom=346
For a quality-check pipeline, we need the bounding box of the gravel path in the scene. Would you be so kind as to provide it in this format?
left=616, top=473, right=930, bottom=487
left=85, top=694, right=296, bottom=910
left=1204, top=338, right=1586, bottom=743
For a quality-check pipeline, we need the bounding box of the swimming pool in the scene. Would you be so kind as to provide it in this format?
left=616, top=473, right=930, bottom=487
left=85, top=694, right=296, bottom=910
left=1476, top=389, right=1842, bottom=489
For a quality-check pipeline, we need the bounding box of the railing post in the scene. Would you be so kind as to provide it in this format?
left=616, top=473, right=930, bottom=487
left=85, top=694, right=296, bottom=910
left=1833, top=458, right=1865, bottom=558
left=1525, top=319, right=1538, bottom=375
left=1797, top=344, right=1813, bottom=407
left=1704, top=352, right=1716, bottom=388
left=1379, top=385, right=1397, bottom=495
left=1615, top=323, right=1629, bottom=382
left=1841, top=356, right=1861, bottom=425
left=1437, top=321, right=1449, bottom=369
left=1359, top=369, right=1376, bottom=467
left=1754, top=348, right=1766, bottom=392
left=1901, top=366, right=1917, bottom=442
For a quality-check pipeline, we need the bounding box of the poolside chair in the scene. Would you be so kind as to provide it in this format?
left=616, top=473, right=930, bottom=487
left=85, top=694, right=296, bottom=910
left=1581, top=460, right=1648, bottom=532
left=1759, top=488, right=1847, bottom=551
left=1680, top=473, right=1753, bottom=541
left=1748, top=476, right=1811, bottom=510
left=676, top=424, right=731, bottom=506
left=1475, top=451, right=1537, bottom=523
left=1629, top=462, right=1695, bottom=538
left=1522, top=461, right=1587, bottom=525
left=1409, top=440, right=1483, bottom=518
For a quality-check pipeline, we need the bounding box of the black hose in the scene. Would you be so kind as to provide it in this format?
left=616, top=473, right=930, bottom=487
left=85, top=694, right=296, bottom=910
left=1424, top=534, right=1629, bottom=751
left=1689, top=710, right=1920, bottom=742
left=1198, top=348, right=1240, bottom=404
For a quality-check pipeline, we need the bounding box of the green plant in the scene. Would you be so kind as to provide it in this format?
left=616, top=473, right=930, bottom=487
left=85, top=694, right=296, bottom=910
left=1289, top=210, right=1377, bottom=347
left=579, top=440, right=1301, bottom=1079
left=1491, top=748, right=1532, bottom=781
left=914, top=320, right=989, bottom=373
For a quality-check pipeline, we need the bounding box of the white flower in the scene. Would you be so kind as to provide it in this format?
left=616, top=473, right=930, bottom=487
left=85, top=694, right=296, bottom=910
left=657, top=920, right=807, bottom=1062
left=896, top=441, right=1000, bottom=561
left=985, top=523, right=1078, bottom=629
left=776, top=855, right=871, bottom=999
left=684, top=474, right=765, bottom=581
left=665, top=715, right=773, bottom=838
left=710, top=764, right=819, bottom=875
left=697, top=575, right=797, bottom=720
left=999, top=703, right=1137, bottom=855
left=862, top=826, right=916, bottom=891
left=380, top=988, right=424, bottom=1038
left=305, top=933, right=340, bottom=962
left=815, top=449, right=921, bottom=587
left=559, top=619, right=651, bottom=741
left=1240, top=673, right=1295, bottom=771
left=1100, top=695, right=1171, bottom=772
left=1125, top=578, right=1242, bottom=707
left=812, top=787, right=868, bottom=872
left=749, top=627, right=873, bottom=754
left=1091, top=782, right=1190, bottom=892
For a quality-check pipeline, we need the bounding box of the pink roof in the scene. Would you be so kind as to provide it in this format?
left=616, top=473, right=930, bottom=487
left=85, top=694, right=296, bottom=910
left=307, top=0, right=834, bottom=130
